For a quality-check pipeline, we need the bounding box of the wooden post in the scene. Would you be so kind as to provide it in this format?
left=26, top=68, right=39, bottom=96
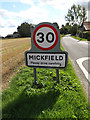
left=34, top=68, right=37, bottom=85
left=56, top=69, right=59, bottom=83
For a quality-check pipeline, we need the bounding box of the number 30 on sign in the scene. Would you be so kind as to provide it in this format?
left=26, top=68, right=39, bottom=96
left=33, top=24, right=58, bottom=50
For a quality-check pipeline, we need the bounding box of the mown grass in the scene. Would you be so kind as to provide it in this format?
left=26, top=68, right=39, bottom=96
left=71, top=36, right=87, bottom=41
left=2, top=39, right=88, bottom=119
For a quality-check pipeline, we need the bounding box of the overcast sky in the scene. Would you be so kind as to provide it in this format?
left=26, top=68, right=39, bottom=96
left=0, top=0, right=89, bottom=37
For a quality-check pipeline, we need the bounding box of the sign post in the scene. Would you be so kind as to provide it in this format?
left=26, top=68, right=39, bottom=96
left=56, top=69, right=59, bottom=83
left=25, top=22, right=68, bottom=84
left=34, top=68, right=37, bottom=85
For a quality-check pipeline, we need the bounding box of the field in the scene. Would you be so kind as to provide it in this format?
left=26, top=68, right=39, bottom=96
left=1, top=37, right=31, bottom=90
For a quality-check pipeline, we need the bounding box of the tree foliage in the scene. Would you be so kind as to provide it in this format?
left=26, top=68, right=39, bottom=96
left=60, top=24, right=68, bottom=34
left=17, top=22, right=32, bottom=37
left=65, top=4, right=87, bottom=25
left=60, top=23, right=80, bottom=35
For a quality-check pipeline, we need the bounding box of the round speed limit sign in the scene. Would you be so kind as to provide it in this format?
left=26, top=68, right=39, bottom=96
left=33, top=23, right=59, bottom=50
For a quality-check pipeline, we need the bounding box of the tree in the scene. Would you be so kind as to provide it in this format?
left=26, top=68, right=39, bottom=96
left=65, top=4, right=87, bottom=26
left=70, top=24, right=79, bottom=35
left=60, top=24, right=68, bottom=34
left=60, top=23, right=71, bottom=35
left=17, top=22, right=31, bottom=37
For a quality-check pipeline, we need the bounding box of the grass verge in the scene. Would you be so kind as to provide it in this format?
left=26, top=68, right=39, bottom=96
left=2, top=46, right=88, bottom=119
left=71, top=36, right=87, bottom=41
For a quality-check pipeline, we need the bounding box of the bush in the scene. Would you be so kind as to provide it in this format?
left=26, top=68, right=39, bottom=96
left=83, top=32, right=89, bottom=39
left=78, top=31, right=90, bottom=41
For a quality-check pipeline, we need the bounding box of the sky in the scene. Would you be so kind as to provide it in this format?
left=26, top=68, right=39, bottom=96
left=0, top=0, right=89, bottom=37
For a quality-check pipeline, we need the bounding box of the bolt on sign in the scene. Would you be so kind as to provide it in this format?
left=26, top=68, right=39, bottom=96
left=25, top=22, right=68, bottom=83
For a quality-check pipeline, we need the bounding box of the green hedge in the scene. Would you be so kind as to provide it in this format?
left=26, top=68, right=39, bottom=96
left=79, top=31, right=90, bottom=41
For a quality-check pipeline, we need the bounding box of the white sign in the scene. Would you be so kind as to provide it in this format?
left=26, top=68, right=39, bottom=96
left=26, top=52, right=67, bottom=68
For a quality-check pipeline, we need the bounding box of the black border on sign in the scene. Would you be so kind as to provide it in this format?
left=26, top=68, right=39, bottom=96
left=25, top=51, right=68, bottom=69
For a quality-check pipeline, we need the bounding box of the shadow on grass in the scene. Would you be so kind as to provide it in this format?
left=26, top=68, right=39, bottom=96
left=2, top=90, right=59, bottom=119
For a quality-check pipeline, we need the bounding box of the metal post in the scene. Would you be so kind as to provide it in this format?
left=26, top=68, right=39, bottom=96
left=34, top=68, right=37, bottom=85
left=56, top=69, right=59, bottom=83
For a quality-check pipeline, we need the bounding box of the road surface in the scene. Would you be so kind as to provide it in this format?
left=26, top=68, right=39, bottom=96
left=61, top=35, right=90, bottom=98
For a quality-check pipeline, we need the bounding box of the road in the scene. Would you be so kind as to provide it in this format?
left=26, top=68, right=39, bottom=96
left=61, top=35, right=90, bottom=98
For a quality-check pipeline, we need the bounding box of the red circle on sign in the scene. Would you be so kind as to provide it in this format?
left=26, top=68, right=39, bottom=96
left=33, top=24, right=58, bottom=50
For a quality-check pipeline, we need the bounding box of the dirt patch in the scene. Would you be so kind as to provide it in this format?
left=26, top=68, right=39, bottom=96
left=2, top=60, right=25, bottom=91
left=2, top=55, right=25, bottom=91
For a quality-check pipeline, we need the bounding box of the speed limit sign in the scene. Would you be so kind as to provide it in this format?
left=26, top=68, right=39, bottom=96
left=33, top=24, right=58, bottom=50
